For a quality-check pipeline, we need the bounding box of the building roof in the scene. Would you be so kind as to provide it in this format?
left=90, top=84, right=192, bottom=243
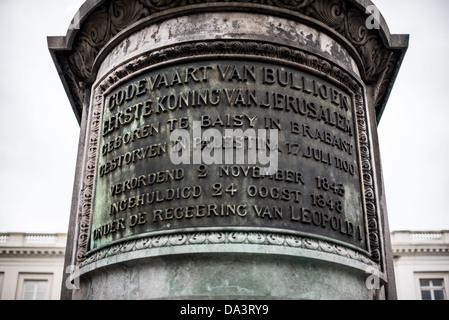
left=391, top=231, right=449, bottom=256
left=0, top=233, right=66, bottom=257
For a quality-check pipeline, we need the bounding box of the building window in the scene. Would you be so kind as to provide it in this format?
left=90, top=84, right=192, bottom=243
left=419, top=278, right=446, bottom=300
left=22, top=280, right=48, bottom=300
left=16, top=273, right=53, bottom=300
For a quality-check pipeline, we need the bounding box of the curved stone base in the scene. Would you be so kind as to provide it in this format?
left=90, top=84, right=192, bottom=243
left=77, top=252, right=375, bottom=300
left=75, top=232, right=381, bottom=300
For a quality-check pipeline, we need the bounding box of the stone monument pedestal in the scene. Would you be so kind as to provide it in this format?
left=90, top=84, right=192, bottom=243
left=49, top=0, right=408, bottom=300
left=77, top=241, right=380, bottom=300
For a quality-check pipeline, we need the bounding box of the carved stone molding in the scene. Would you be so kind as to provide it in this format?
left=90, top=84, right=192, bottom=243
left=74, top=39, right=383, bottom=269
left=67, top=0, right=390, bottom=82
left=97, top=39, right=360, bottom=93
left=76, top=86, right=103, bottom=263
left=354, top=86, right=380, bottom=263
left=79, top=231, right=376, bottom=269
left=48, top=0, right=408, bottom=122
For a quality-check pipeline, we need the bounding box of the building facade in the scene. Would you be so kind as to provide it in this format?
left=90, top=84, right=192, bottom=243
left=0, top=233, right=66, bottom=300
left=1, top=230, right=448, bottom=300
left=391, top=231, right=449, bottom=300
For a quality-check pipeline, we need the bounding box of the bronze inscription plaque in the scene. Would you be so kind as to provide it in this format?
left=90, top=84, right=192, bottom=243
left=90, top=60, right=368, bottom=252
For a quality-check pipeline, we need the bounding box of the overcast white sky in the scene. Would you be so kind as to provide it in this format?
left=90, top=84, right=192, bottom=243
left=0, top=0, right=448, bottom=234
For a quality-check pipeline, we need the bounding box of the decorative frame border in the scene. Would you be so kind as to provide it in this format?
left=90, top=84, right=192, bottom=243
left=79, top=230, right=376, bottom=269
left=76, top=39, right=382, bottom=271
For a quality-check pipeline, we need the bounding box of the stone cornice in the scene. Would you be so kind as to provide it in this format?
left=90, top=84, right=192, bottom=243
left=48, top=0, right=408, bottom=123
left=0, top=248, right=65, bottom=257
left=80, top=231, right=377, bottom=272
left=0, top=233, right=66, bottom=257
left=391, top=231, right=449, bottom=256
left=393, top=246, right=449, bottom=255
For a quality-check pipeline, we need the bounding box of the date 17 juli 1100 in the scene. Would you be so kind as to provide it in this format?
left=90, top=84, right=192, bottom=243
left=180, top=304, right=269, bottom=317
